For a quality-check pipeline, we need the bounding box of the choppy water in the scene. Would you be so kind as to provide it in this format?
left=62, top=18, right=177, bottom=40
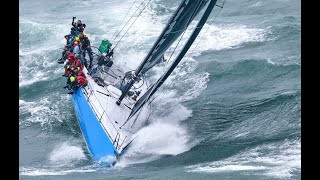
left=19, top=0, right=301, bottom=179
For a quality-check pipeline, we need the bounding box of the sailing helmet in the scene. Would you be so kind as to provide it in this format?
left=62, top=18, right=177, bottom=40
left=74, top=36, right=80, bottom=42
left=70, top=76, right=75, bottom=82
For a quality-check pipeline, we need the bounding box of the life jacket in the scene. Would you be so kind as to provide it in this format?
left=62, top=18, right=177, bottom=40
left=68, top=35, right=74, bottom=43
left=75, top=58, right=84, bottom=70
left=76, top=70, right=86, bottom=78
left=67, top=53, right=75, bottom=64
left=76, top=75, right=87, bottom=87
left=68, top=75, right=78, bottom=88
left=65, top=64, right=76, bottom=75
left=70, top=76, right=76, bottom=83
left=73, top=36, right=80, bottom=42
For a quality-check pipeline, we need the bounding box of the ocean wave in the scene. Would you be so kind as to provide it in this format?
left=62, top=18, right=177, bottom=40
left=19, top=94, right=72, bottom=129
left=185, top=139, right=301, bottom=179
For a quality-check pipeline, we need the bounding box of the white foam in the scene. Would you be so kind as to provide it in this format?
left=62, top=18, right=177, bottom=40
left=49, top=142, right=87, bottom=167
left=134, top=122, right=190, bottom=155
left=19, top=95, right=71, bottom=128
left=150, top=57, right=210, bottom=102
left=19, top=167, right=95, bottom=176
left=98, top=155, right=117, bottom=165
left=19, top=18, right=68, bottom=52
left=116, top=120, right=193, bottom=167
left=188, top=164, right=266, bottom=173
left=249, top=1, right=264, bottom=7
left=188, top=23, right=269, bottom=56
left=19, top=76, right=49, bottom=87
left=19, top=18, right=71, bottom=87
left=185, top=140, right=301, bottom=179
left=267, top=58, right=275, bottom=65
left=19, top=44, right=62, bottom=56
left=157, top=103, right=193, bottom=123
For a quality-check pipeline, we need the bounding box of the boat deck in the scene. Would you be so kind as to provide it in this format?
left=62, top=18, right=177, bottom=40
left=79, top=63, right=146, bottom=154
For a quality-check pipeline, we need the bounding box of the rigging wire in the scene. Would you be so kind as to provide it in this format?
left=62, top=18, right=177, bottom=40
left=111, top=0, right=138, bottom=41
left=188, top=0, right=226, bottom=57
left=147, top=0, right=226, bottom=106
left=165, top=30, right=187, bottom=65
left=165, top=0, right=207, bottom=65
left=141, top=0, right=209, bottom=108
left=124, top=0, right=226, bottom=127
left=111, top=0, right=150, bottom=43
left=115, top=22, right=152, bottom=60
left=112, top=0, right=153, bottom=51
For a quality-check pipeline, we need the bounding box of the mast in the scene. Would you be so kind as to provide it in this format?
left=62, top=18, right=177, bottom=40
left=116, top=0, right=208, bottom=105
left=124, top=0, right=218, bottom=122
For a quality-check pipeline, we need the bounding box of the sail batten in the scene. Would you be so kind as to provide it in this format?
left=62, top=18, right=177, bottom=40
left=126, top=0, right=218, bottom=121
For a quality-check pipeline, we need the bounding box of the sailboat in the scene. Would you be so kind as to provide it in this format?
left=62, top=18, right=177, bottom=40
left=68, top=0, right=219, bottom=165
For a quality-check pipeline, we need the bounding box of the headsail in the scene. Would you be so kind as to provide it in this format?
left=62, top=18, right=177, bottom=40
left=138, top=0, right=209, bottom=74
left=125, top=0, right=218, bottom=121
left=117, top=0, right=209, bottom=105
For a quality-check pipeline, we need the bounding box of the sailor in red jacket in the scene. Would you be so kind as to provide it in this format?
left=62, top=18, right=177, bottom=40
left=74, top=54, right=84, bottom=70
left=73, top=68, right=86, bottom=78
left=64, top=73, right=87, bottom=94
left=62, top=53, right=76, bottom=77
left=63, top=64, right=74, bottom=77
left=67, top=53, right=75, bottom=64
left=76, top=75, right=88, bottom=88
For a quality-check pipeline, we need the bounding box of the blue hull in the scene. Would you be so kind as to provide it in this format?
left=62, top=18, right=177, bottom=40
left=72, top=88, right=119, bottom=164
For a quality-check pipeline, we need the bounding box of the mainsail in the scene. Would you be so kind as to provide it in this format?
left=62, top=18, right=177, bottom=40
left=138, top=0, right=209, bottom=74
left=117, top=0, right=210, bottom=105
left=126, top=0, right=218, bottom=121
left=124, top=0, right=219, bottom=122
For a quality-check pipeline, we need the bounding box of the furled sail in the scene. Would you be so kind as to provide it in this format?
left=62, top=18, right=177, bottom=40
left=125, top=0, right=218, bottom=121
left=117, top=0, right=209, bottom=105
